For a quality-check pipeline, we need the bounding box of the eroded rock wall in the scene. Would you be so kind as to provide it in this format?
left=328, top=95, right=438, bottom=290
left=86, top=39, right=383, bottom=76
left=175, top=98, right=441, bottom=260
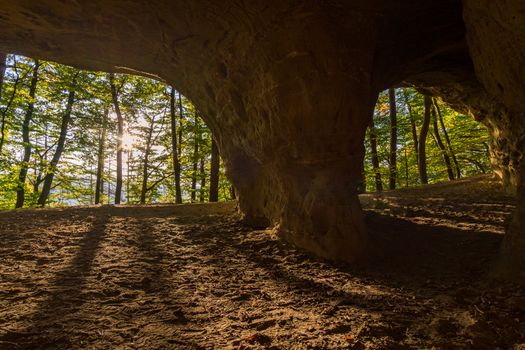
left=461, top=0, right=525, bottom=279
left=454, top=0, right=525, bottom=193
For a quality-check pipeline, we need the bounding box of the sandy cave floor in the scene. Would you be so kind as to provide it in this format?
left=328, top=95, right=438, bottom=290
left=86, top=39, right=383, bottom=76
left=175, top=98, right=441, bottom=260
left=0, top=175, right=524, bottom=349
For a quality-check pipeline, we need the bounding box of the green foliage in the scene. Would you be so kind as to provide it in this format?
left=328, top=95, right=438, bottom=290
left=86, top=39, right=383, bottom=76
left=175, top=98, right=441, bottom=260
left=0, top=55, right=233, bottom=208
left=364, top=88, right=491, bottom=191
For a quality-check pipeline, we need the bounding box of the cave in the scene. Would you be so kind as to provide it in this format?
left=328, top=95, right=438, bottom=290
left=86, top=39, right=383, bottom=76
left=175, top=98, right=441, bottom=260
left=0, top=0, right=523, bottom=282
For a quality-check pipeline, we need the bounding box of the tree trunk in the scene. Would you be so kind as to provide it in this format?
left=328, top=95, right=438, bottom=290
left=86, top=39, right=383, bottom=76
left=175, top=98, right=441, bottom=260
left=109, top=73, right=124, bottom=204
left=209, top=139, right=220, bottom=202
left=140, top=117, right=155, bottom=204
left=177, top=92, right=183, bottom=163
left=434, top=99, right=461, bottom=178
left=140, top=152, right=149, bottom=205
left=191, top=116, right=200, bottom=202
left=0, top=53, right=6, bottom=106
left=95, top=108, right=108, bottom=204
left=368, top=119, right=383, bottom=192
left=418, top=96, right=432, bottom=185
left=15, top=60, right=40, bottom=208
left=107, top=158, right=112, bottom=203
left=177, top=92, right=184, bottom=200
left=89, top=162, right=94, bottom=204
left=190, top=141, right=199, bottom=202
left=0, top=56, right=22, bottom=154
left=170, top=88, right=182, bottom=203
left=431, top=107, right=455, bottom=181
left=34, top=173, right=42, bottom=194
left=402, top=89, right=419, bottom=166
left=33, top=121, right=48, bottom=194
left=37, top=86, right=76, bottom=206
left=199, top=158, right=206, bottom=203
left=404, top=148, right=409, bottom=187
left=388, top=88, right=397, bottom=190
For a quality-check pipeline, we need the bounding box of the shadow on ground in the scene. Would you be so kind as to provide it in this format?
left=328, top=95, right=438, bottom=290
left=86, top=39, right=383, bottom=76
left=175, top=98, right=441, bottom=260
left=0, top=177, right=523, bottom=349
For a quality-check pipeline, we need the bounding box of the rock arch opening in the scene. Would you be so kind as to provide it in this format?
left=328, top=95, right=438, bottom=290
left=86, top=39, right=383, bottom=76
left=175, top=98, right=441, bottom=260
left=362, top=88, right=492, bottom=193
left=357, top=87, right=510, bottom=275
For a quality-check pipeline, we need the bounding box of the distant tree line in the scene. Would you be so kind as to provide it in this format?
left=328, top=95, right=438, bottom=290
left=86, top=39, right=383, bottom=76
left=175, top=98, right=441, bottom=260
left=0, top=55, right=233, bottom=209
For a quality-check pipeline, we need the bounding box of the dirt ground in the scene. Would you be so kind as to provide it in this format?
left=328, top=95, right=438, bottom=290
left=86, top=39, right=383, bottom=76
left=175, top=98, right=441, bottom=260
left=0, top=175, right=524, bottom=349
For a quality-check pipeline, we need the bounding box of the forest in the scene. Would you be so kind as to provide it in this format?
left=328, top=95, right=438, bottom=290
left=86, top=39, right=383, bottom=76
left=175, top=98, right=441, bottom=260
left=0, top=55, right=233, bottom=209
left=363, top=88, right=490, bottom=192
left=0, top=55, right=490, bottom=209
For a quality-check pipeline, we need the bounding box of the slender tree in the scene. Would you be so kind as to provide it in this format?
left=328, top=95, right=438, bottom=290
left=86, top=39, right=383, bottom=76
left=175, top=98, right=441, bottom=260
left=95, top=108, right=108, bottom=204
left=199, top=158, right=206, bottom=202
left=140, top=115, right=155, bottom=204
left=0, top=53, right=6, bottom=103
left=418, top=96, right=432, bottom=185
left=107, top=158, right=112, bottom=203
left=404, top=149, right=409, bottom=187
left=38, top=81, right=77, bottom=206
left=0, top=56, right=23, bottom=154
left=402, top=89, right=419, bottom=166
left=177, top=92, right=184, bottom=168
left=369, top=118, right=383, bottom=192
left=191, top=115, right=200, bottom=202
left=209, top=139, right=220, bottom=202
left=15, top=60, right=40, bottom=208
left=434, top=99, right=461, bottom=178
left=127, top=145, right=132, bottom=202
left=109, top=73, right=124, bottom=204
left=0, top=54, right=6, bottom=154
left=388, top=88, right=397, bottom=190
left=32, top=119, right=48, bottom=194
left=170, top=87, right=182, bottom=203
left=431, top=107, right=455, bottom=181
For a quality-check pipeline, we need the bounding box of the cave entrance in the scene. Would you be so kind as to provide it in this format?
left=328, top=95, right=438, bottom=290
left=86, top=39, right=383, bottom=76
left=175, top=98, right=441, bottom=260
left=357, top=87, right=516, bottom=278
